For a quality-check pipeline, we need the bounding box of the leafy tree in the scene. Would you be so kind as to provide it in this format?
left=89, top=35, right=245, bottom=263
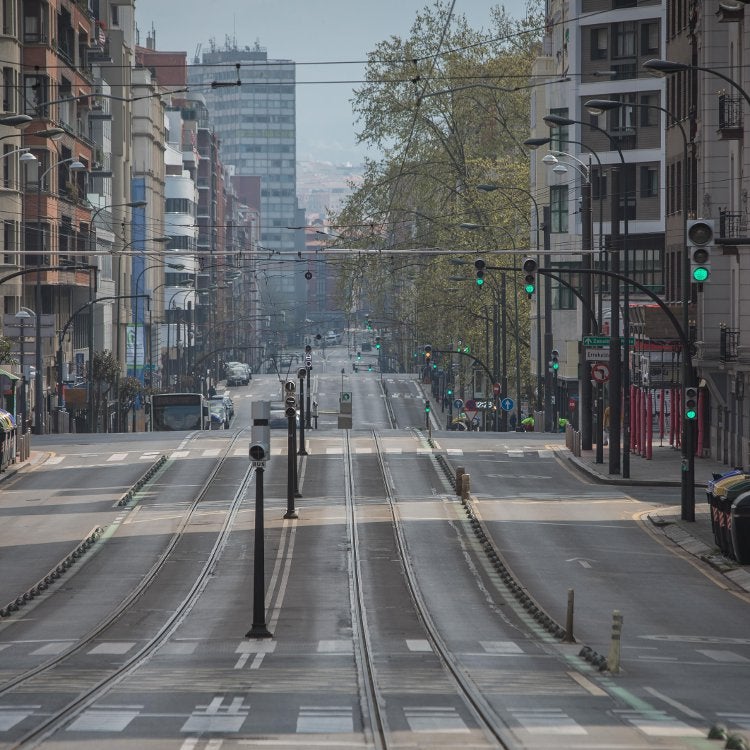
left=333, top=0, right=544, bottom=399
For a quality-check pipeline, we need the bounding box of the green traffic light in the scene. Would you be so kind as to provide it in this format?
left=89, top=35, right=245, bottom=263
left=376, top=343, right=381, bottom=349
left=476, top=277, right=484, bottom=286
left=524, top=282, right=535, bottom=295
left=692, top=267, right=709, bottom=283
left=552, top=361, right=559, bottom=370
left=685, top=408, right=697, bottom=420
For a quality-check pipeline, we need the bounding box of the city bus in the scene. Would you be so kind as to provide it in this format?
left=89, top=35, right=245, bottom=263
left=149, top=393, right=205, bottom=431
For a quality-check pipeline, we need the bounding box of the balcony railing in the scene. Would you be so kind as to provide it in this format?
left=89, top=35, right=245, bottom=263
left=718, top=93, right=743, bottom=138
left=720, top=324, right=739, bottom=363
left=718, top=208, right=750, bottom=245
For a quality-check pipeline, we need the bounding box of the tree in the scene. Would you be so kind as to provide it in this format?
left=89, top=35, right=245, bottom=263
left=333, top=0, right=544, bottom=400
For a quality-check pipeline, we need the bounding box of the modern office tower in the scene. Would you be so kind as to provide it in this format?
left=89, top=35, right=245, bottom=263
left=188, top=41, right=306, bottom=343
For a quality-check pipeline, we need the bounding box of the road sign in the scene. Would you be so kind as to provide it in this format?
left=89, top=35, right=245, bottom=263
left=340, top=391, right=352, bottom=402
left=492, top=382, right=501, bottom=396
left=453, top=398, right=464, bottom=410
left=500, top=397, right=514, bottom=412
left=583, top=335, right=635, bottom=347
left=568, top=398, right=576, bottom=410
left=464, top=399, right=477, bottom=411
left=585, top=348, right=611, bottom=362
left=591, top=363, right=610, bottom=384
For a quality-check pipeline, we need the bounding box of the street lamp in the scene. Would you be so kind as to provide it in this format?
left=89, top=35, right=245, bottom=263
left=585, top=95, right=694, bottom=519
left=166, top=283, right=195, bottom=392
left=544, top=111, right=631, bottom=477
left=14, top=309, right=32, bottom=432
left=33, top=155, right=86, bottom=434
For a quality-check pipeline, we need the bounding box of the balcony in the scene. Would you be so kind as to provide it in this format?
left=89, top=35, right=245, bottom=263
left=717, top=208, right=750, bottom=246
left=718, top=93, right=743, bottom=139
left=720, top=325, right=739, bottom=363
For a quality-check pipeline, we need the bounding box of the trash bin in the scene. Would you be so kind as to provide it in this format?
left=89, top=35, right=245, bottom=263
left=715, top=476, right=750, bottom=559
left=731, top=491, right=750, bottom=565
left=707, top=470, right=744, bottom=540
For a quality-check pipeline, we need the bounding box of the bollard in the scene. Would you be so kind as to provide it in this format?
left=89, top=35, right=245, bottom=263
left=456, top=466, right=465, bottom=496
left=607, top=610, right=623, bottom=673
left=563, top=588, right=575, bottom=642
left=461, top=473, right=470, bottom=500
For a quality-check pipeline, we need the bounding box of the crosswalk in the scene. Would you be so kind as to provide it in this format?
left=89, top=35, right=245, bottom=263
left=45, top=446, right=557, bottom=465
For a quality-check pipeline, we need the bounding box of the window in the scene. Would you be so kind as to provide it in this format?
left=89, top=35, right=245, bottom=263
left=608, top=94, right=636, bottom=133
left=618, top=163, right=637, bottom=220
left=640, top=166, right=658, bottom=198
left=3, top=219, right=16, bottom=265
left=591, top=167, right=608, bottom=200
left=549, top=107, right=569, bottom=151
left=613, top=22, right=637, bottom=58
left=639, top=93, right=659, bottom=126
left=553, top=262, right=580, bottom=310
left=590, top=27, right=608, bottom=60
left=550, top=185, right=569, bottom=233
left=165, top=197, right=193, bottom=214
left=23, top=74, right=48, bottom=116
left=1, top=67, right=13, bottom=111
left=640, top=21, right=659, bottom=54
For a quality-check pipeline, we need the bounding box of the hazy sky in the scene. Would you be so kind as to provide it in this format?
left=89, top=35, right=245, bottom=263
left=135, top=0, right=530, bottom=165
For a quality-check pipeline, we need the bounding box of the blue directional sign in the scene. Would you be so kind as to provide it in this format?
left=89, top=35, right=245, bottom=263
left=453, top=398, right=464, bottom=410
left=500, top=397, right=515, bottom=412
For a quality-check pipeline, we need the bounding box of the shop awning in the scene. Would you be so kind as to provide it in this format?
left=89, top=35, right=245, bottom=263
left=0, top=367, right=19, bottom=381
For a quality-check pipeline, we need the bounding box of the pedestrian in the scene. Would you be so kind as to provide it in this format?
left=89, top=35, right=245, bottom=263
left=509, top=412, right=517, bottom=431
left=208, top=384, right=216, bottom=398
left=603, top=405, right=610, bottom=446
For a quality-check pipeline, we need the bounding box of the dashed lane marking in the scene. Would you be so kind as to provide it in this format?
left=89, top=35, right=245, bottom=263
left=296, top=706, right=353, bottom=733
left=614, top=709, right=704, bottom=737
left=404, top=706, right=469, bottom=733
left=107, top=453, right=128, bottom=462
left=406, top=639, right=432, bottom=652
left=181, top=696, right=249, bottom=733
left=317, top=640, right=353, bottom=654
left=0, top=707, right=40, bottom=731
left=172, top=450, right=190, bottom=458
left=480, top=640, right=524, bottom=655
left=697, top=649, right=749, bottom=663
left=509, top=707, right=587, bottom=735
left=67, top=706, right=141, bottom=732
left=87, top=642, right=136, bottom=655
left=201, top=449, right=221, bottom=457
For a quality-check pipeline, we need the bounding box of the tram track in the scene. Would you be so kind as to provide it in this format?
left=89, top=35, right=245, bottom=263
left=343, top=428, right=513, bottom=749
left=1, top=428, right=254, bottom=749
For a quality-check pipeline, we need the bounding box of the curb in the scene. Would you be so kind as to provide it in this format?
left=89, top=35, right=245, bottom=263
left=567, top=452, right=684, bottom=487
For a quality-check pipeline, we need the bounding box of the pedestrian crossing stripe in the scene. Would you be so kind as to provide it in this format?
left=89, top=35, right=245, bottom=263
left=296, top=706, right=353, bottom=733
left=510, top=707, right=587, bottom=735
left=404, top=706, right=469, bottom=733
left=613, top=709, right=703, bottom=737
left=67, top=707, right=141, bottom=732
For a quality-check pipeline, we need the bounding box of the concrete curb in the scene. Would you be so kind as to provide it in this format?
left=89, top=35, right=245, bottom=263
left=567, top=452, right=685, bottom=488
left=0, top=450, right=50, bottom=484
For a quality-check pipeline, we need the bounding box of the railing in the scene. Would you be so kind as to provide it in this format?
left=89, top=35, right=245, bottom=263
left=718, top=93, right=743, bottom=131
left=720, top=324, right=739, bottom=363
left=718, top=209, right=748, bottom=241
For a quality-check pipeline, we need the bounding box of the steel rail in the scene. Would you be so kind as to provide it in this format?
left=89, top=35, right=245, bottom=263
left=5, top=428, right=254, bottom=748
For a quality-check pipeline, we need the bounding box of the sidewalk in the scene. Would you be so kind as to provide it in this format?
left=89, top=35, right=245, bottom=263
left=567, top=443, right=750, bottom=594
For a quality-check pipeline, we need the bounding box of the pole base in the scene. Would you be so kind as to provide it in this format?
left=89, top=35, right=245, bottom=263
left=297, top=449, right=308, bottom=456
left=246, top=624, right=273, bottom=639
left=294, top=491, right=302, bottom=498
left=283, top=509, right=299, bottom=519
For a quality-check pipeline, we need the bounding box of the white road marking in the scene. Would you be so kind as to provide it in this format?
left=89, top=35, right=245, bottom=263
left=67, top=707, right=141, bottom=732
left=202, top=449, right=221, bottom=457
left=317, top=640, right=353, bottom=654
left=538, top=449, right=555, bottom=457
left=567, top=671, right=607, bottom=696
left=614, top=709, right=703, bottom=737
left=160, top=642, right=198, bottom=655
left=181, top=696, right=249, bottom=733
left=0, top=707, right=40, bottom=731
left=46, top=456, right=64, bottom=464
left=481, top=641, right=524, bottom=655
left=355, top=447, right=372, bottom=454
left=122, top=506, right=141, bottom=525
left=107, top=453, right=128, bottom=462
left=718, top=713, right=750, bottom=730
left=296, top=706, right=353, bottom=733
left=447, top=448, right=464, bottom=456
left=234, top=640, right=276, bottom=670
left=510, top=707, right=587, bottom=735
left=326, top=447, right=343, bottom=455
left=233, top=448, right=247, bottom=456
left=507, top=450, right=525, bottom=457
left=697, top=649, right=749, bottom=663
left=644, top=687, right=704, bottom=719
left=30, top=642, right=70, bottom=656
left=172, top=451, right=190, bottom=458
left=404, top=706, right=469, bottom=733
left=87, top=642, right=135, bottom=655
left=406, top=639, right=432, bottom=652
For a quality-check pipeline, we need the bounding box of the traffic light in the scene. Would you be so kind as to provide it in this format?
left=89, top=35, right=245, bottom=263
left=425, top=400, right=431, bottom=414
left=522, top=257, right=538, bottom=298
left=474, top=258, right=486, bottom=287
left=551, top=349, right=559, bottom=372
left=368, top=364, right=373, bottom=372
left=366, top=319, right=373, bottom=329
left=356, top=351, right=361, bottom=360
left=446, top=387, right=453, bottom=397
left=375, top=336, right=381, bottom=349
left=687, top=219, right=714, bottom=284
left=424, top=344, right=432, bottom=361
left=684, top=386, right=698, bottom=420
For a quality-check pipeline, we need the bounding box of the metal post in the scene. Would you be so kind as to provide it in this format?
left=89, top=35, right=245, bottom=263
left=580, top=178, right=594, bottom=449
left=542, top=206, right=553, bottom=431
left=298, top=371, right=307, bottom=455
left=305, top=364, right=312, bottom=428
left=285, top=407, right=299, bottom=518
left=500, top=274, right=508, bottom=432
left=34, top=274, right=43, bottom=434
left=246, top=465, right=272, bottom=639
left=608, top=168, right=622, bottom=475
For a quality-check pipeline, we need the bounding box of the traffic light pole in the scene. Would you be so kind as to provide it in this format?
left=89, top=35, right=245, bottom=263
left=247, top=464, right=272, bottom=639
left=537, top=266, right=695, bottom=521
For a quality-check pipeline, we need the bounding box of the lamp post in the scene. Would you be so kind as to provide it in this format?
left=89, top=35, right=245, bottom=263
left=33, top=154, right=86, bottom=434
left=166, top=284, right=195, bottom=392
left=641, top=59, right=750, bottom=519
left=585, top=97, right=695, bottom=518
left=14, top=309, right=32, bottom=432
left=544, top=112, right=630, bottom=477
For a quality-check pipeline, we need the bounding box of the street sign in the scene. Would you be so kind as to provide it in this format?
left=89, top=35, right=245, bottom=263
left=500, top=397, right=514, bottom=412
left=453, top=398, right=464, bottom=410
left=583, top=335, right=635, bottom=347
left=591, top=363, right=610, bottom=384
left=340, top=392, right=351, bottom=402
left=464, top=399, right=477, bottom=411
left=492, top=382, right=501, bottom=396
left=568, top=398, right=576, bottom=410
left=585, top=348, right=611, bottom=362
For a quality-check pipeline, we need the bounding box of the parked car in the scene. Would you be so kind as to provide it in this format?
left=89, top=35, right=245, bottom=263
left=226, top=365, right=249, bottom=386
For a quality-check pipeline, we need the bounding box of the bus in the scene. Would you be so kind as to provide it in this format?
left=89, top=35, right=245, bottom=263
left=150, top=393, right=205, bottom=431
